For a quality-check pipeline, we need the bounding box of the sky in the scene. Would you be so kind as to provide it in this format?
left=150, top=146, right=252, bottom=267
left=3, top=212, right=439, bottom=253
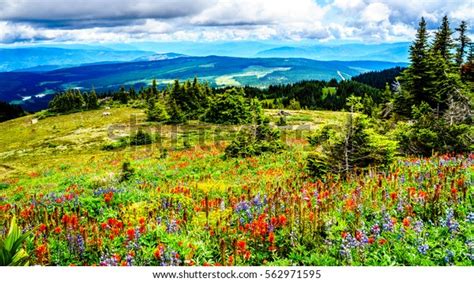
left=0, top=0, right=472, bottom=44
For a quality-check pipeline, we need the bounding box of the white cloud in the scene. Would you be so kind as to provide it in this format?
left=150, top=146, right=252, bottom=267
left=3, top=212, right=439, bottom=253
left=332, top=0, right=364, bottom=10
left=0, top=0, right=472, bottom=44
left=361, top=3, right=391, bottom=22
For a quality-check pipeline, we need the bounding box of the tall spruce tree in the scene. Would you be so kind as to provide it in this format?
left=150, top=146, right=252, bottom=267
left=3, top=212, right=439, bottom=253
left=432, top=15, right=455, bottom=62
left=151, top=79, right=158, bottom=98
left=400, top=17, right=433, bottom=113
left=430, top=16, right=466, bottom=113
left=455, top=21, right=471, bottom=66
left=87, top=87, right=99, bottom=109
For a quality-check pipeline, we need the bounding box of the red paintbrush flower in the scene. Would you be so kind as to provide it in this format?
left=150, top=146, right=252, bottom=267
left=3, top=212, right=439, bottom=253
left=61, top=214, right=70, bottom=225
left=38, top=223, right=47, bottom=233
left=403, top=217, right=411, bottom=228
left=345, top=198, right=356, bottom=211
left=278, top=214, right=287, bottom=226
left=268, top=231, right=275, bottom=244
left=36, top=244, right=48, bottom=259
left=126, top=228, right=135, bottom=241
left=244, top=250, right=251, bottom=260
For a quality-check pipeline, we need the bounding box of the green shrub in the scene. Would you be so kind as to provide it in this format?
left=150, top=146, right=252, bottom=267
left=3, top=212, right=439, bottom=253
left=201, top=88, right=262, bottom=125
left=146, top=98, right=169, bottom=122
left=225, top=123, right=286, bottom=158
left=129, top=129, right=153, bottom=146
left=394, top=102, right=473, bottom=156
left=120, top=161, right=135, bottom=182
left=307, top=115, right=398, bottom=177
left=306, top=151, right=331, bottom=179
left=101, top=140, right=127, bottom=151
left=0, top=183, right=9, bottom=190
left=287, top=99, right=301, bottom=110
left=276, top=116, right=287, bottom=126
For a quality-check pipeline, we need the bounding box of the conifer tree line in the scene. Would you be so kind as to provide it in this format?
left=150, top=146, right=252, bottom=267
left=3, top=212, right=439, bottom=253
left=306, top=15, right=472, bottom=178
left=48, top=88, right=99, bottom=113
left=392, top=16, right=472, bottom=155
left=395, top=16, right=472, bottom=116
left=0, top=101, right=25, bottom=122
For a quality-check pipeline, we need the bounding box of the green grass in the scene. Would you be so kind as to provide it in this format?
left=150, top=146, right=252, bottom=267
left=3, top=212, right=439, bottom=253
left=0, top=107, right=343, bottom=180
left=1, top=107, right=471, bottom=266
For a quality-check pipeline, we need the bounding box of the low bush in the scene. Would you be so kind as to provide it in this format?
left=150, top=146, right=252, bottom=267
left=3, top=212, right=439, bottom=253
left=225, top=122, right=286, bottom=158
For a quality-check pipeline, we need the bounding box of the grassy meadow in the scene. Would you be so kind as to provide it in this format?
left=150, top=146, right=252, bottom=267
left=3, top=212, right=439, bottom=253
left=0, top=107, right=472, bottom=266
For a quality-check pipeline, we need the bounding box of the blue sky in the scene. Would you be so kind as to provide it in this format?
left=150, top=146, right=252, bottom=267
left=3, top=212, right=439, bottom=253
left=0, top=0, right=472, bottom=44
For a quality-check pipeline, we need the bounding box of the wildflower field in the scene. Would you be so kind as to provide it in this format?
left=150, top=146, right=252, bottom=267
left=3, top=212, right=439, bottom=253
left=0, top=109, right=472, bottom=266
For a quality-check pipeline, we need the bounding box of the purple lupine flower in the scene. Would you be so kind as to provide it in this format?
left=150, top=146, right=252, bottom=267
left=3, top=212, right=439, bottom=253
left=417, top=244, right=429, bottom=255
left=344, top=233, right=359, bottom=248
left=466, top=212, right=474, bottom=224
left=76, top=234, right=85, bottom=256
left=125, top=254, right=134, bottom=266
left=397, top=200, right=404, bottom=213
left=339, top=244, right=351, bottom=260
left=371, top=224, right=381, bottom=236
left=235, top=200, right=250, bottom=213
left=400, top=175, right=406, bottom=184
left=382, top=213, right=394, bottom=232
left=444, top=250, right=454, bottom=264
left=252, top=194, right=263, bottom=209
left=166, top=219, right=179, bottom=233
left=465, top=240, right=474, bottom=261
left=413, top=220, right=423, bottom=234
left=442, top=209, right=459, bottom=234
left=100, top=253, right=119, bottom=266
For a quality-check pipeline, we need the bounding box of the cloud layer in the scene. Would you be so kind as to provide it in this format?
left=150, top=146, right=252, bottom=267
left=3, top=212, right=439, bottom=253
left=0, top=0, right=472, bottom=43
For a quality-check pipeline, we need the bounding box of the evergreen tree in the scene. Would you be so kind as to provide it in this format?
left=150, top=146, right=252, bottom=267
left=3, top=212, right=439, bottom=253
left=151, top=79, right=158, bottom=98
left=201, top=88, right=257, bottom=125
left=129, top=87, right=137, bottom=100
left=146, top=97, right=169, bottom=122
left=87, top=88, right=99, bottom=109
left=432, top=15, right=455, bottom=62
left=400, top=17, right=434, bottom=114
left=455, top=21, right=470, bottom=66
left=166, top=97, right=185, bottom=124
left=0, top=101, right=25, bottom=122
left=116, top=86, right=129, bottom=104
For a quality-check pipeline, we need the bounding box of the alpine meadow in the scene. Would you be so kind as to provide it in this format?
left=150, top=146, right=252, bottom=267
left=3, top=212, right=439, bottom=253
left=0, top=0, right=473, bottom=270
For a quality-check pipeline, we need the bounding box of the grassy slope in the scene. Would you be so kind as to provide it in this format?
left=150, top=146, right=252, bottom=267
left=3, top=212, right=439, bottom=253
left=0, top=107, right=345, bottom=182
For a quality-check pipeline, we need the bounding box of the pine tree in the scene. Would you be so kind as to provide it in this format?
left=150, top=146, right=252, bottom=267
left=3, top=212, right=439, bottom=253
left=129, top=87, right=137, bottom=100
left=151, top=79, right=158, bottom=98
left=400, top=17, right=434, bottom=113
left=117, top=86, right=129, bottom=104
left=166, top=97, right=185, bottom=124
left=88, top=87, right=99, bottom=109
left=432, top=15, right=455, bottom=63
left=455, top=21, right=471, bottom=66
left=146, top=97, right=169, bottom=122
left=429, top=16, right=466, bottom=113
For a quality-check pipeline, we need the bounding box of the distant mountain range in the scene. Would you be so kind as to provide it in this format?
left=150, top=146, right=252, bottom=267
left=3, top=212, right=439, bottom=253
left=256, top=42, right=410, bottom=62
left=0, top=47, right=155, bottom=72
left=0, top=55, right=407, bottom=111
left=0, top=42, right=410, bottom=72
